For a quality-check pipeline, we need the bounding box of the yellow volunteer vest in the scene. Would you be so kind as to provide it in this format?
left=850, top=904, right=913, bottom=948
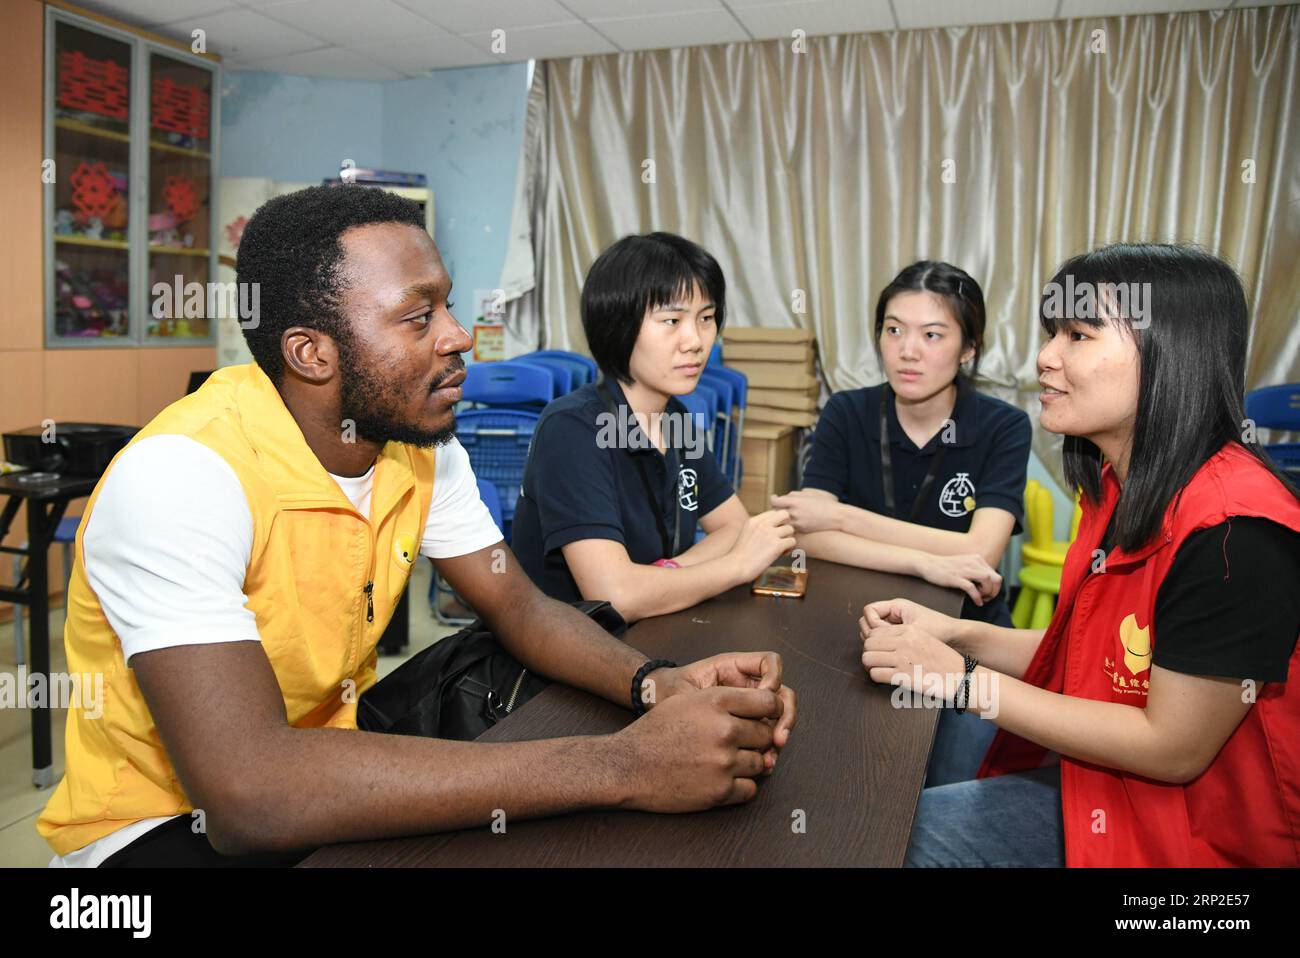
left=38, top=363, right=435, bottom=856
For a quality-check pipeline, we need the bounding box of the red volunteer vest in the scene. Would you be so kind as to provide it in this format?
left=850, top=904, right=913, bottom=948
left=978, top=442, right=1300, bottom=867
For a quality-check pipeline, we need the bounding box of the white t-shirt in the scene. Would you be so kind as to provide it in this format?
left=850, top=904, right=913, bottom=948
left=50, top=434, right=502, bottom=867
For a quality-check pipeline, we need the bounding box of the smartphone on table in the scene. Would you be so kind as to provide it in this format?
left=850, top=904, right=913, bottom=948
left=751, top=564, right=807, bottom=598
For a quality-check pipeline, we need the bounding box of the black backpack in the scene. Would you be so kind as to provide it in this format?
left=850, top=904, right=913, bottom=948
left=357, top=600, right=627, bottom=741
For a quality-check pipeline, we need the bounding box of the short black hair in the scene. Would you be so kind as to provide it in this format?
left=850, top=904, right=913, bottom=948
left=236, top=184, right=427, bottom=386
left=580, top=232, right=727, bottom=383
left=874, top=260, right=986, bottom=381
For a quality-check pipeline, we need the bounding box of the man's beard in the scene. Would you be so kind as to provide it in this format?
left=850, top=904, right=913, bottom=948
left=337, top=340, right=461, bottom=449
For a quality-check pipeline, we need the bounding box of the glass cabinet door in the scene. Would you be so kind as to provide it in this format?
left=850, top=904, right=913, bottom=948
left=51, top=20, right=132, bottom=339
left=146, top=51, right=214, bottom=340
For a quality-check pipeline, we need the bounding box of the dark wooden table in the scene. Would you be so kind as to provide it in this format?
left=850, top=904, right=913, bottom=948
left=301, top=558, right=963, bottom=867
left=0, top=472, right=98, bottom=788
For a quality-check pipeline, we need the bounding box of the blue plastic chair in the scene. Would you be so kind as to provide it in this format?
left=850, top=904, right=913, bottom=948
left=708, top=342, right=724, bottom=368
left=454, top=408, right=540, bottom=540
left=689, top=383, right=720, bottom=456
left=462, top=361, right=556, bottom=407
left=430, top=477, right=506, bottom=624
left=12, top=516, right=80, bottom=668
left=476, top=476, right=504, bottom=534
left=700, top=365, right=748, bottom=488
left=530, top=350, right=597, bottom=386
left=676, top=391, right=713, bottom=460
left=698, top=368, right=736, bottom=471
left=513, top=356, right=573, bottom=396
left=430, top=411, right=538, bottom=623
left=1246, top=383, right=1300, bottom=476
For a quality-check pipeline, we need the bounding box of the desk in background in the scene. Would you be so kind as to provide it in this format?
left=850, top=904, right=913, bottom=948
left=0, top=473, right=98, bottom=787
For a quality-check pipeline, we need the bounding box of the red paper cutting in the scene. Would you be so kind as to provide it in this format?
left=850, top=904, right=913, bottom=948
left=152, top=76, right=210, bottom=139
left=58, top=50, right=129, bottom=120
left=162, top=175, right=199, bottom=222
left=69, top=161, right=117, bottom=221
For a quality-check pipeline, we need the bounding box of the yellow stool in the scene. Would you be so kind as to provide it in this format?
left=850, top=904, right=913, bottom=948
left=1011, top=481, right=1082, bottom=629
left=1012, top=564, right=1061, bottom=629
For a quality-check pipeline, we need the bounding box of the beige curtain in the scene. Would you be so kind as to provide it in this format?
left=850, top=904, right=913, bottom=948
left=500, top=7, right=1300, bottom=484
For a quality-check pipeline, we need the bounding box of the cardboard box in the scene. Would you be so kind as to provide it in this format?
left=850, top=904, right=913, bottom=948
left=723, top=341, right=815, bottom=364
left=747, top=388, right=818, bottom=411
left=726, top=360, right=818, bottom=391
left=738, top=423, right=799, bottom=514
left=723, top=326, right=813, bottom=344
left=746, top=404, right=818, bottom=428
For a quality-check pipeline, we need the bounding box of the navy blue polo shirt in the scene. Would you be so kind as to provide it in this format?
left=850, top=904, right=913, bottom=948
left=512, top=378, right=734, bottom=603
left=803, top=381, right=1031, bottom=625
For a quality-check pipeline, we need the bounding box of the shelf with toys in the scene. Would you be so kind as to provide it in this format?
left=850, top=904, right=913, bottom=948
left=45, top=6, right=218, bottom=347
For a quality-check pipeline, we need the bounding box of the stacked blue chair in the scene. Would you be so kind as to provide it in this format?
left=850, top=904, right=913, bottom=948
left=513, top=356, right=573, bottom=396
left=12, top=515, right=80, bottom=668
left=700, top=365, right=747, bottom=488
left=462, top=360, right=556, bottom=408
left=455, top=408, right=538, bottom=542
left=691, top=383, right=721, bottom=456
left=698, top=369, right=735, bottom=473
left=677, top=390, right=714, bottom=459
left=432, top=477, right=506, bottom=626
left=476, top=475, right=505, bottom=534
left=1245, top=383, right=1300, bottom=478
left=526, top=350, right=597, bottom=387
left=432, top=360, right=550, bottom=621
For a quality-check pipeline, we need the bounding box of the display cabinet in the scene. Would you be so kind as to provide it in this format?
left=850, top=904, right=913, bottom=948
left=45, top=7, right=219, bottom=346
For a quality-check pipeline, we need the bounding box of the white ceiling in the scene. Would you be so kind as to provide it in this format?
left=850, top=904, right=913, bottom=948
left=73, top=0, right=1290, bottom=81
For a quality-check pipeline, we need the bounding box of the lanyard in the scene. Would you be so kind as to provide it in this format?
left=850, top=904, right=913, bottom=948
left=879, top=384, right=949, bottom=523
left=597, top=381, right=682, bottom=559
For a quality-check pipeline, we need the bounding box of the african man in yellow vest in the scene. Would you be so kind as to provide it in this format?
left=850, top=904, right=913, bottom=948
left=39, top=185, right=796, bottom=866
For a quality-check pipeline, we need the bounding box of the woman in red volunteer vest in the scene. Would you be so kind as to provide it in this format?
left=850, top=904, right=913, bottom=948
left=860, top=243, right=1300, bottom=867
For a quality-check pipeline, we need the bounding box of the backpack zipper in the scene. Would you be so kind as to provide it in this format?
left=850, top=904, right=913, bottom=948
left=505, top=669, right=528, bottom=714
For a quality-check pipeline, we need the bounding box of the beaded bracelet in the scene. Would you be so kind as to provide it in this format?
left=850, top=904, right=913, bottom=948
left=954, top=654, right=979, bottom=714
left=631, top=658, right=677, bottom=716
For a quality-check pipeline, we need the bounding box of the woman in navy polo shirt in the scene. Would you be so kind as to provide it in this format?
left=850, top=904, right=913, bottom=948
left=775, top=261, right=1029, bottom=622
left=773, top=260, right=1031, bottom=783
left=512, top=232, right=795, bottom=623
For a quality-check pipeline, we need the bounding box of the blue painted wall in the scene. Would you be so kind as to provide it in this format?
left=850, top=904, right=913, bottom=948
left=219, top=63, right=530, bottom=320
left=382, top=64, right=530, bottom=320
left=219, top=71, right=383, bottom=183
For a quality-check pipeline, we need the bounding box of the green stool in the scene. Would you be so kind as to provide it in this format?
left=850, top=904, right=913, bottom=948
left=1012, top=563, right=1061, bottom=630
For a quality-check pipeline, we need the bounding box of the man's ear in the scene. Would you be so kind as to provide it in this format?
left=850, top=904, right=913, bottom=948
left=282, top=327, right=339, bottom=385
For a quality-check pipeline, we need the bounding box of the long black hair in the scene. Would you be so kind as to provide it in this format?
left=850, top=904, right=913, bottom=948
left=874, top=260, right=986, bottom=382
left=1039, top=243, right=1300, bottom=553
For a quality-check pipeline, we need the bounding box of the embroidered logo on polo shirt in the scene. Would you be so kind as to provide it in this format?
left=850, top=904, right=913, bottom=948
left=393, top=532, right=416, bottom=570
left=677, top=468, right=699, bottom=511
left=939, top=472, right=977, bottom=517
